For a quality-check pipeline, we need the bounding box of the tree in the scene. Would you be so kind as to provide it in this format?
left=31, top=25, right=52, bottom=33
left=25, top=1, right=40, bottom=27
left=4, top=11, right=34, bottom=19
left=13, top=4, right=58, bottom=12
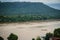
left=36, top=36, right=41, bottom=40
left=7, top=33, right=18, bottom=40
left=32, top=38, right=35, bottom=40
left=54, top=28, right=60, bottom=37
left=45, top=33, right=53, bottom=40
left=0, top=36, right=4, bottom=40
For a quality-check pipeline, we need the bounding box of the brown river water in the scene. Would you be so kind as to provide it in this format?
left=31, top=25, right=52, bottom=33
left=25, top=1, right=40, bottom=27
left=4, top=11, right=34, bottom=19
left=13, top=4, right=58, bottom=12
left=0, top=21, right=60, bottom=40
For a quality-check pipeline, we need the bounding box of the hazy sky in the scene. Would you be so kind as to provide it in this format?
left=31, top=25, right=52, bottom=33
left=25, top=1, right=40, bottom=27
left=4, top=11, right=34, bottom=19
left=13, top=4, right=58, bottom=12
left=0, top=0, right=60, bottom=3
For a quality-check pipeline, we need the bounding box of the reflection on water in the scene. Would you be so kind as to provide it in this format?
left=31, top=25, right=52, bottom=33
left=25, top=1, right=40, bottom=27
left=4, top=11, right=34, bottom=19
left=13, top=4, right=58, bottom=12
left=0, top=21, right=60, bottom=40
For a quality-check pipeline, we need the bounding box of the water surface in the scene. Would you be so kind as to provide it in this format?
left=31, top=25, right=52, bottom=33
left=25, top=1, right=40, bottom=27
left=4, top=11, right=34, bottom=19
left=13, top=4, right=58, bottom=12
left=0, top=21, right=60, bottom=40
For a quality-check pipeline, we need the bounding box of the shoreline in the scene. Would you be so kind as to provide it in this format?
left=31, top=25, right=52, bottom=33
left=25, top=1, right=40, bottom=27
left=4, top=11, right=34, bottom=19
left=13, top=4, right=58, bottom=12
left=0, top=20, right=60, bottom=26
left=0, top=19, right=60, bottom=24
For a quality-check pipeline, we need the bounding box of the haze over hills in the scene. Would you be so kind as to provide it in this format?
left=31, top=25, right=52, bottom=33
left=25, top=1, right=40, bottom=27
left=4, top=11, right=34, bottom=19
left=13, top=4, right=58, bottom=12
left=46, top=3, right=60, bottom=10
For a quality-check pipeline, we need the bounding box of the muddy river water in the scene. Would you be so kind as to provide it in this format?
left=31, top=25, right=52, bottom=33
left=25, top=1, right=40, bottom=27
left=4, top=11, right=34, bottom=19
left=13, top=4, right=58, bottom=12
left=0, top=21, right=60, bottom=40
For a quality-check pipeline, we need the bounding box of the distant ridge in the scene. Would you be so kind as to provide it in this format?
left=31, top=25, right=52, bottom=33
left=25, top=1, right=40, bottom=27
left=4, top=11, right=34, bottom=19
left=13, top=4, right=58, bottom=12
left=0, top=2, right=60, bottom=16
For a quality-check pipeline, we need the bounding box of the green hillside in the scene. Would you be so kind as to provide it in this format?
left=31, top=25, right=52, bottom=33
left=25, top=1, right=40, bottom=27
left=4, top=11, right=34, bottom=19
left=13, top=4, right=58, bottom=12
left=0, top=2, right=60, bottom=22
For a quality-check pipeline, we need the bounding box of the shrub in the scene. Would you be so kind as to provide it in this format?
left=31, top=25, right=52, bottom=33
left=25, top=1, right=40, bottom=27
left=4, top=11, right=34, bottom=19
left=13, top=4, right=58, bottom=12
left=0, top=36, right=4, bottom=40
left=32, top=38, right=35, bottom=40
left=36, top=36, right=41, bottom=40
left=7, top=33, right=18, bottom=40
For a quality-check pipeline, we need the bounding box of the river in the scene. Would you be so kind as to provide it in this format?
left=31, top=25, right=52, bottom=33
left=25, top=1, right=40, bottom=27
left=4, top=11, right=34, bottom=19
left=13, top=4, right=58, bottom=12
left=0, top=21, right=60, bottom=40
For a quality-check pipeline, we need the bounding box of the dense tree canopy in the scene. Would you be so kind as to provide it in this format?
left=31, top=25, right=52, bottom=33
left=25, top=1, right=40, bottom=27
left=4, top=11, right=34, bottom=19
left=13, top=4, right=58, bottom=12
left=0, top=15, right=58, bottom=23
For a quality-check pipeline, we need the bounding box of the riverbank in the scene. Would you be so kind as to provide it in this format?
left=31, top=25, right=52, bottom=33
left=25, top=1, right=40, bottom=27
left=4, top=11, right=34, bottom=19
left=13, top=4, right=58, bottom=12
left=0, top=19, right=60, bottom=25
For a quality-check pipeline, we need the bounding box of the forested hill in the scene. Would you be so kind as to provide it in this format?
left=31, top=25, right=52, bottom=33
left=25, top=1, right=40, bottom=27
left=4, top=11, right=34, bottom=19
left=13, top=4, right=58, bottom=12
left=0, top=2, right=60, bottom=22
left=0, top=2, right=60, bottom=16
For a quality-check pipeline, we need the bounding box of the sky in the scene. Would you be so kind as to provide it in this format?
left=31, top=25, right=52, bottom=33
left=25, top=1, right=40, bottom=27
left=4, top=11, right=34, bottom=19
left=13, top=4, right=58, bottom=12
left=0, top=0, right=60, bottom=3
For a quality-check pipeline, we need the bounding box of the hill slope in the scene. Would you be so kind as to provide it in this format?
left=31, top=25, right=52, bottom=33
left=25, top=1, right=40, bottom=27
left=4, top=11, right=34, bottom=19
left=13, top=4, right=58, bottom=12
left=0, top=2, right=60, bottom=16
left=0, top=2, right=60, bottom=22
